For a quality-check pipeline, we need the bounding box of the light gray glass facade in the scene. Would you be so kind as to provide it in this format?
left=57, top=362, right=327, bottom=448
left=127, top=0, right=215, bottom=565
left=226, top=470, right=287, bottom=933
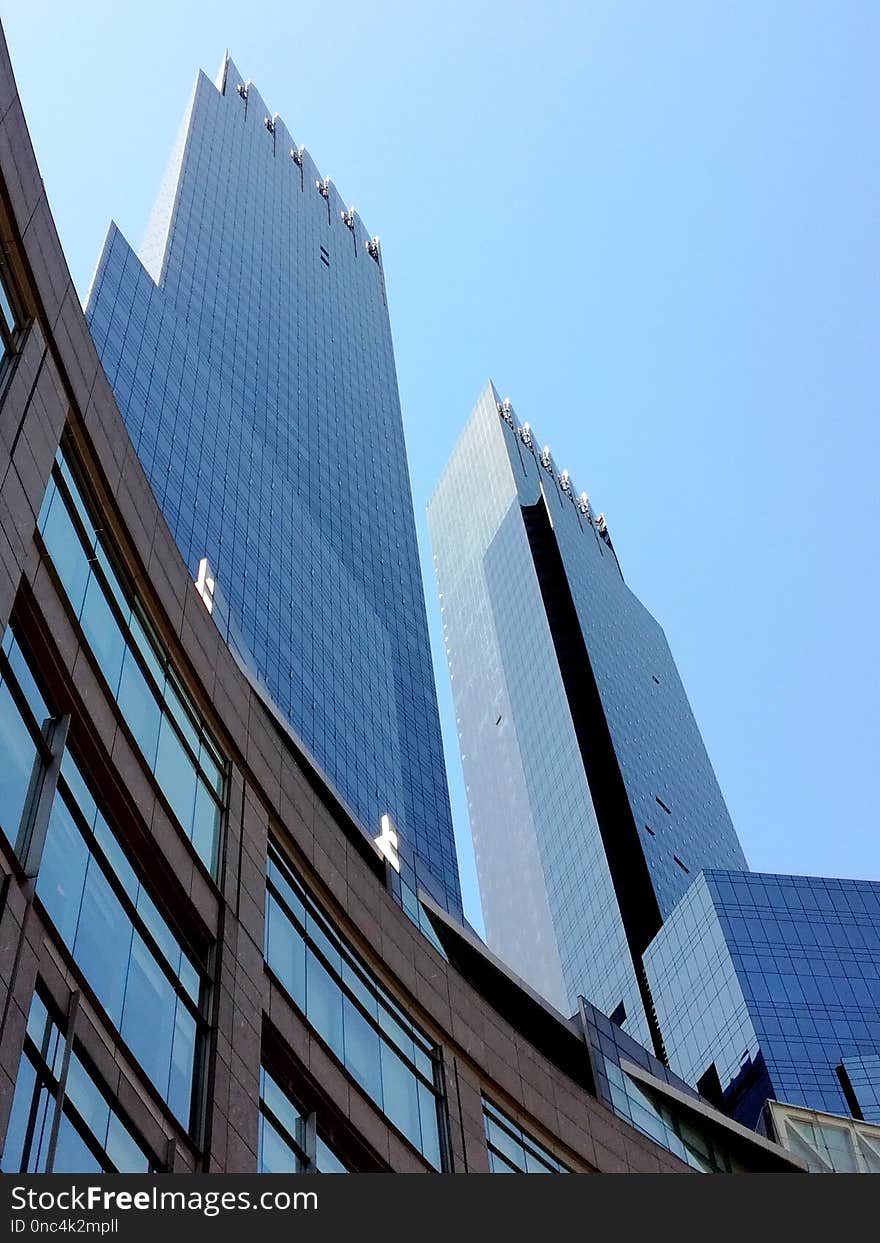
left=85, top=55, right=461, bottom=914
left=428, top=383, right=747, bottom=1048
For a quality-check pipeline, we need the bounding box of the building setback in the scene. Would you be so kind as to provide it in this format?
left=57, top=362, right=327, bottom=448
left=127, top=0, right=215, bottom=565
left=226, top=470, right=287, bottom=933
left=428, top=383, right=747, bottom=1052
left=0, top=26, right=801, bottom=1175
left=85, top=53, right=461, bottom=915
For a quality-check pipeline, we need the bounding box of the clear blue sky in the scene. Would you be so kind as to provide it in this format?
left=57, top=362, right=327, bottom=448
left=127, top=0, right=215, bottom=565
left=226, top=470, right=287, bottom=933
left=4, top=2, right=878, bottom=932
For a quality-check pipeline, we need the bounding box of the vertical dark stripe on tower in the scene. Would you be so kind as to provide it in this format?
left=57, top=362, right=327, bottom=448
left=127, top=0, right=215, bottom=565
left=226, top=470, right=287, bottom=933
left=520, top=496, right=667, bottom=1060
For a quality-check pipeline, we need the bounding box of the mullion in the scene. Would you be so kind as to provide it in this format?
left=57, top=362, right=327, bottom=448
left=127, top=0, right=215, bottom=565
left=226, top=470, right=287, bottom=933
left=488, top=1144, right=520, bottom=1173
left=118, top=629, right=223, bottom=807
left=55, top=777, right=205, bottom=1024
left=267, top=880, right=438, bottom=1095
left=68, top=1037, right=158, bottom=1172
left=260, top=1102, right=310, bottom=1169
left=17, top=1039, right=59, bottom=1174
left=270, top=847, right=434, bottom=1051
left=485, top=1103, right=565, bottom=1172
left=0, top=256, right=22, bottom=324
left=0, top=653, right=54, bottom=761
left=54, top=1097, right=114, bottom=1174
left=23, top=1036, right=145, bottom=1174
left=50, top=466, right=223, bottom=800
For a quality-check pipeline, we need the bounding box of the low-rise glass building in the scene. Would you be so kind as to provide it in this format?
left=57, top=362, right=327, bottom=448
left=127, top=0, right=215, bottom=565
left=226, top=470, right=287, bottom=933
left=644, top=870, right=880, bottom=1129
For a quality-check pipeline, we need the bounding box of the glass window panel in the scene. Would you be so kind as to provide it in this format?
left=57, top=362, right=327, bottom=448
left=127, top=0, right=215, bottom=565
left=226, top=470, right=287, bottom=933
left=71, top=858, right=134, bottom=1026
left=5, top=639, right=50, bottom=723
left=341, top=961, right=378, bottom=1020
left=52, top=1115, right=103, bottom=1174
left=267, top=861, right=305, bottom=926
left=163, top=680, right=199, bottom=753
left=486, top=1116, right=526, bottom=1169
left=40, top=491, right=91, bottom=616
left=56, top=459, right=95, bottom=546
left=178, top=958, right=201, bottom=1007
left=0, top=1055, right=38, bottom=1172
left=524, top=1148, right=554, bottom=1173
left=482, top=1099, right=566, bottom=1174
left=25, top=994, right=50, bottom=1049
left=198, top=742, right=224, bottom=797
left=258, top=1115, right=302, bottom=1174
left=133, top=887, right=182, bottom=980
left=261, top=1071, right=303, bottom=1143
left=79, top=574, right=126, bottom=696
left=306, top=949, right=344, bottom=1060
left=94, top=545, right=131, bottom=624
left=413, top=1046, right=434, bottom=1082
left=167, top=999, right=197, bottom=1129
left=191, top=780, right=221, bottom=874
left=117, top=648, right=161, bottom=770
left=24, top=1084, right=54, bottom=1173
left=105, top=1114, right=149, bottom=1174
left=316, top=1136, right=347, bottom=1173
left=127, top=611, right=166, bottom=689
left=266, top=896, right=306, bottom=1009
left=379, top=1042, right=421, bottom=1150
left=377, top=1007, right=414, bottom=1065
left=155, top=717, right=198, bottom=840
left=36, top=799, right=90, bottom=947
left=417, top=1079, right=441, bottom=1170
left=307, top=913, right=341, bottom=975
left=59, top=755, right=97, bottom=829
left=0, top=679, right=37, bottom=845
left=120, top=934, right=177, bottom=1101
left=34, top=1012, right=63, bottom=1080
left=342, top=996, right=382, bottom=1101
left=0, top=274, right=16, bottom=333
left=92, top=814, right=138, bottom=901
left=65, top=1056, right=110, bottom=1146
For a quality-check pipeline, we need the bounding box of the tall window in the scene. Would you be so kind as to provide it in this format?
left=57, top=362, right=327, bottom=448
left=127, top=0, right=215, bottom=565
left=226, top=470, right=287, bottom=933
left=0, top=247, right=24, bottom=381
left=265, top=844, right=446, bottom=1168
left=0, top=628, right=52, bottom=849
left=37, top=450, right=226, bottom=875
left=1, top=989, right=157, bottom=1173
left=605, top=1059, right=742, bottom=1173
left=482, top=1097, right=569, bottom=1173
left=258, top=1068, right=348, bottom=1173
left=36, top=750, right=207, bottom=1131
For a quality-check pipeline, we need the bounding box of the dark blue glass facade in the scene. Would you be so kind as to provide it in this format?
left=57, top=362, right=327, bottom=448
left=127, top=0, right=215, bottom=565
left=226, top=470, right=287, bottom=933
left=429, top=384, right=746, bottom=1044
left=644, top=870, right=880, bottom=1129
left=85, top=55, right=460, bottom=913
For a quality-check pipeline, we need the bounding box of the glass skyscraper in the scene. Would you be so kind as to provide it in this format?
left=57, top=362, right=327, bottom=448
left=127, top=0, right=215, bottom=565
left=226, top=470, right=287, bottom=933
left=644, top=870, right=880, bottom=1129
left=428, top=382, right=747, bottom=1049
left=85, top=55, right=461, bottom=913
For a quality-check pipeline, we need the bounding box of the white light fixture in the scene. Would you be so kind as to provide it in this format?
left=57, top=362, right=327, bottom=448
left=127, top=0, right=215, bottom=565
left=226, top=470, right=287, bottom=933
left=195, top=557, right=216, bottom=614
left=375, top=813, right=401, bottom=872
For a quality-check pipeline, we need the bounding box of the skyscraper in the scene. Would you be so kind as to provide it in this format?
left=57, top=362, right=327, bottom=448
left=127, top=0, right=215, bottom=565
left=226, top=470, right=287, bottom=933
left=428, top=382, right=748, bottom=1051
left=85, top=56, right=461, bottom=913
left=0, top=27, right=803, bottom=1176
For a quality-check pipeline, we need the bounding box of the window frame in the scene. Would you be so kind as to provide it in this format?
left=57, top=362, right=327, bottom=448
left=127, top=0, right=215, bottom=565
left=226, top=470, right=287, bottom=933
left=265, top=842, right=447, bottom=1169
left=37, top=452, right=227, bottom=875
left=482, top=1096, right=570, bottom=1174
left=2, top=986, right=160, bottom=1174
